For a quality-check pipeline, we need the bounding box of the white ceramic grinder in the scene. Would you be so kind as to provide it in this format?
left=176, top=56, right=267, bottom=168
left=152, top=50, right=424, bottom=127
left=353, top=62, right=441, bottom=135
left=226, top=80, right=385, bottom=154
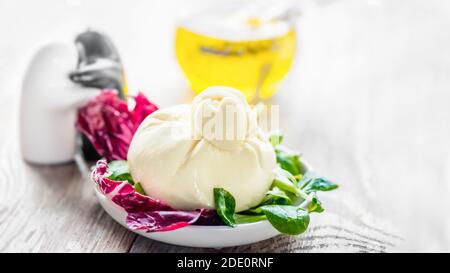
left=20, top=30, right=126, bottom=164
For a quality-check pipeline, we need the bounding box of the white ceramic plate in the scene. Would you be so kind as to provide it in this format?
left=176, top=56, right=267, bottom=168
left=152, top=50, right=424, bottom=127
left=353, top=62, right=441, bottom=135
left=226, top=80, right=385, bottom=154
left=92, top=159, right=312, bottom=248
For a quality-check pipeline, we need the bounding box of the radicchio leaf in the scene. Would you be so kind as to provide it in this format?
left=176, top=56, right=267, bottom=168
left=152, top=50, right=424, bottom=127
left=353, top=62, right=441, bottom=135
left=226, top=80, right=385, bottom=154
left=91, top=160, right=219, bottom=232
left=76, top=90, right=158, bottom=161
left=127, top=211, right=203, bottom=232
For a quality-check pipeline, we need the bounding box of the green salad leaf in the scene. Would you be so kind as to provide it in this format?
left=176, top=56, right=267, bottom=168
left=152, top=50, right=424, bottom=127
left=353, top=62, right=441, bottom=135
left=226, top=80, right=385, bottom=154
left=134, top=182, right=146, bottom=195
left=107, top=160, right=147, bottom=195
left=261, top=186, right=293, bottom=206
left=307, top=196, right=324, bottom=213
left=269, top=131, right=283, bottom=147
left=107, top=160, right=135, bottom=185
left=213, top=188, right=236, bottom=227
left=273, top=168, right=313, bottom=202
left=273, top=168, right=299, bottom=194
left=235, top=214, right=267, bottom=224
left=275, top=146, right=303, bottom=176
left=299, top=172, right=338, bottom=194
left=260, top=205, right=310, bottom=235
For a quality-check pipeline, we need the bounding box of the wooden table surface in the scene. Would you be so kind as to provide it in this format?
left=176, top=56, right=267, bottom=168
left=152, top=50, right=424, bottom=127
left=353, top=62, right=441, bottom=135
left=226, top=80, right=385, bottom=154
left=1, top=0, right=449, bottom=252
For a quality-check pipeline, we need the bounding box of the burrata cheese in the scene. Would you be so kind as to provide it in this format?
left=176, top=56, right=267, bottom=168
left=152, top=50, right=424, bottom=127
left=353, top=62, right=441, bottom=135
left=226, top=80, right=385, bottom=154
left=127, top=86, right=276, bottom=212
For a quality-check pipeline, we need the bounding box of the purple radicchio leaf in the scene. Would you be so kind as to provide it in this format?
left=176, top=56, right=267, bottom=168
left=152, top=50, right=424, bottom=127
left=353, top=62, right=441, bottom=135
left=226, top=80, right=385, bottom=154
left=76, top=90, right=158, bottom=161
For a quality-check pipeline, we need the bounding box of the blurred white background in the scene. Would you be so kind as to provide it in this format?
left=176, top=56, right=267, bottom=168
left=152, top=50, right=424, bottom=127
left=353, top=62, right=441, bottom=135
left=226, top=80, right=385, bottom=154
left=1, top=0, right=450, bottom=252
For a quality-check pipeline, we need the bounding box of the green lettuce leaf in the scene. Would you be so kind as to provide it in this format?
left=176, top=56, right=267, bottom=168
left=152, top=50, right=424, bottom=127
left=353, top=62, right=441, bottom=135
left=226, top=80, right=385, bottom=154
left=260, top=205, right=310, bottom=235
left=213, top=188, right=236, bottom=227
left=106, top=160, right=135, bottom=185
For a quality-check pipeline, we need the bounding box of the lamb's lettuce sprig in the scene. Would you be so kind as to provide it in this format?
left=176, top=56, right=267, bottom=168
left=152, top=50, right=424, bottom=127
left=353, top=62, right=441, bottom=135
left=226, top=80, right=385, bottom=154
left=106, top=160, right=146, bottom=195
left=214, top=132, right=338, bottom=235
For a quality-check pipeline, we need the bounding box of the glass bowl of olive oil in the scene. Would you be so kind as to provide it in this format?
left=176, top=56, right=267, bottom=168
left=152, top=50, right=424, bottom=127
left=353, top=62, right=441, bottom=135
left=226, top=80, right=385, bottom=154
left=175, top=2, right=297, bottom=102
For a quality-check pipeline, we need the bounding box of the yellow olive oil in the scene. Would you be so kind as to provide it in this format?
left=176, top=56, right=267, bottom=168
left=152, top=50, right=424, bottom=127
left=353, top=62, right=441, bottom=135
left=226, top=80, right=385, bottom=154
left=175, top=20, right=296, bottom=102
